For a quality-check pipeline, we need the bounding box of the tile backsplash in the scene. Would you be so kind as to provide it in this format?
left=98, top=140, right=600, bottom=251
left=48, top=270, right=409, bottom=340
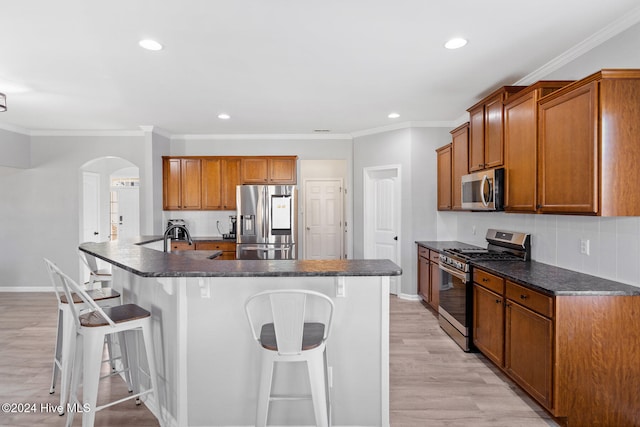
left=162, top=210, right=236, bottom=237
left=440, top=212, right=640, bottom=288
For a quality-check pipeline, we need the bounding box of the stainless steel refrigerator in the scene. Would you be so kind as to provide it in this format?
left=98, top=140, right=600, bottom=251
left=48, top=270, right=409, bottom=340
left=236, top=185, right=297, bottom=260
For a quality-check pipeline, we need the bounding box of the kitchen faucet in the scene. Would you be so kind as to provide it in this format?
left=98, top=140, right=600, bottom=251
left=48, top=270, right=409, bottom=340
left=163, top=224, right=193, bottom=252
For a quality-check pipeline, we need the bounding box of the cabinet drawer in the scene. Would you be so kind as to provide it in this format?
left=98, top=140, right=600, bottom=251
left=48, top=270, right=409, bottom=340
left=195, top=241, right=236, bottom=251
left=418, top=246, right=429, bottom=259
left=429, top=250, right=440, bottom=263
left=506, top=281, right=553, bottom=318
left=473, top=269, right=505, bottom=295
left=171, top=241, right=195, bottom=251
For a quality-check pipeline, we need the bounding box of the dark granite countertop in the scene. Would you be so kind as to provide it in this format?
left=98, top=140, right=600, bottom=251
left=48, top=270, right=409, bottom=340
left=415, top=241, right=482, bottom=252
left=472, top=259, right=640, bottom=296
left=417, top=240, right=640, bottom=296
left=79, top=238, right=402, bottom=278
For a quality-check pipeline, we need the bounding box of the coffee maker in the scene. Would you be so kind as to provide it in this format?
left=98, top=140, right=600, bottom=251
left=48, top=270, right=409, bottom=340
left=223, top=216, right=237, bottom=240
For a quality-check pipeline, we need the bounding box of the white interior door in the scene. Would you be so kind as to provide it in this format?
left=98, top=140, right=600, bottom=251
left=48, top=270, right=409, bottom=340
left=115, top=187, right=140, bottom=239
left=364, top=166, right=401, bottom=294
left=304, top=179, right=344, bottom=259
left=82, top=171, right=101, bottom=243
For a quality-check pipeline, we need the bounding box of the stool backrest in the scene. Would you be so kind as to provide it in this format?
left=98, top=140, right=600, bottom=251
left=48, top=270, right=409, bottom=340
left=79, top=250, right=99, bottom=273
left=44, top=258, right=117, bottom=330
left=245, top=290, right=334, bottom=356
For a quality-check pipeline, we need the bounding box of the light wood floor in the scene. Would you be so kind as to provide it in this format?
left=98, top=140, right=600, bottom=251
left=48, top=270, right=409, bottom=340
left=0, top=293, right=559, bottom=426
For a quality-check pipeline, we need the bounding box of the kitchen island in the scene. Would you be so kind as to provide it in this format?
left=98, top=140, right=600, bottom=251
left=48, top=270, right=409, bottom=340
left=80, top=238, right=401, bottom=427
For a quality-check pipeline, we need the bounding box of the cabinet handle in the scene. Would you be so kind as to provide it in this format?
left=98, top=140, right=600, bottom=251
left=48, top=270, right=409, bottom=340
left=495, top=299, right=501, bottom=304
left=520, top=294, right=528, bottom=300
left=482, top=278, right=489, bottom=282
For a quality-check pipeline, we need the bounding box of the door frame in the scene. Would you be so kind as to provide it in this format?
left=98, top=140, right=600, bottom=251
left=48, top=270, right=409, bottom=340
left=363, top=165, right=401, bottom=294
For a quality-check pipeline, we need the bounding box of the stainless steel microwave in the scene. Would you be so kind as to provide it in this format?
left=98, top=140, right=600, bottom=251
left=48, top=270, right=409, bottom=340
left=461, top=168, right=504, bottom=211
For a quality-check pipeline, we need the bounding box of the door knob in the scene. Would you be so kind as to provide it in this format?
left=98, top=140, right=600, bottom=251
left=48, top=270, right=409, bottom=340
left=93, top=231, right=99, bottom=235
left=393, top=236, right=398, bottom=241
left=306, top=227, right=310, bottom=230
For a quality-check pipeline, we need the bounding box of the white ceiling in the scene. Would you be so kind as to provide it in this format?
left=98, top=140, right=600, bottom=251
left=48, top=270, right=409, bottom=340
left=1, top=0, right=640, bottom=136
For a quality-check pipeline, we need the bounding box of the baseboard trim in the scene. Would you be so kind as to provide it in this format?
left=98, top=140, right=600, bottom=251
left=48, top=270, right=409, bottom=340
left=0, top=287, right=52, bottom=292
left=397, top=292, right=421, bottom=301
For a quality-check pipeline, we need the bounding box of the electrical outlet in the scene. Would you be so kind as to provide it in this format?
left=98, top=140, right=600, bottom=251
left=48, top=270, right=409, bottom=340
left=580, top=238, right=590, bottom=255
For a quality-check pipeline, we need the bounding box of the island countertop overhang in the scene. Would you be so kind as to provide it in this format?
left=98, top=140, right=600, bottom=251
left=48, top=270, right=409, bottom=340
left=79, top=237, right=402, bottom=278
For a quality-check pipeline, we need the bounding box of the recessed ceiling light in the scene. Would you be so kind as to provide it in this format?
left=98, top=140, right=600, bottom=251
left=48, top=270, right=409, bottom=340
left=388, top=113, right=400, bottom=119
left=139, top=39, right=163, bottom=51
left=445, top=38, right=467, bottom=49
left=218, top=113, right=231, bottom=120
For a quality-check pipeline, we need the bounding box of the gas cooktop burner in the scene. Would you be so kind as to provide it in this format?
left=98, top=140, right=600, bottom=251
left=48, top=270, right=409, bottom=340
left=445, top=248, right=522, bottom=261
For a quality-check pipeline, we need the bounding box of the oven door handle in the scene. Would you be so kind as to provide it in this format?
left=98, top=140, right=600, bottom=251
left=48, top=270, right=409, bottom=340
left=438, top=262, right=468, bottom=282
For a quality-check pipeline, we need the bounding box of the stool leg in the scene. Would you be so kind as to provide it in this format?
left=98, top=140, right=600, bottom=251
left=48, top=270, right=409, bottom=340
left=117, top=331, right=134, bottom=392
left=323, top=348, right=331, bottom=426
left=307, top=351, right=329, bottom=427
left=66, top=333, right=83, bottom=427
left=141, top=321, right=162, bottom=424
left=50, top=309, right=63, bottom=395
left=81, top=331, right=106, bottom=427
left=256, top=354, right=274, bottom=427
left=58, top=306, right=76, bottom=415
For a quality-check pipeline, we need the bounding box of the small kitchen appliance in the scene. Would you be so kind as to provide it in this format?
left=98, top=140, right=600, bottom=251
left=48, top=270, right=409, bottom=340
left=438, top=229, right=531, bottom=351
left=461, top=168, right=504, bottom=211
left=166, top=219, right=189, bottom=240
left=223, top=215, right=237, bottom=240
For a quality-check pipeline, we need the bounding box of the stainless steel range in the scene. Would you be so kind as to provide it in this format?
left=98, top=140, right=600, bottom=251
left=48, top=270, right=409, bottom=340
left=438, top=229, right=531, bottom=351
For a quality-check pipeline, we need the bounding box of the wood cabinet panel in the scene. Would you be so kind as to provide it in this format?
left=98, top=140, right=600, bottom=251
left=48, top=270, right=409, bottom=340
left=468, top=105, right=485, bottom=172
left=417, top=246, right=439, bottom=312
left=163, top=157, right=201, bottom=210
left=473, top=284, right=505, bottom=366
left=484, top=94, right=505, bottom=168
left=201, top=158, right=223, bottom=209
left=417, top=250, right=430, bottom=302
left=436, top=144, right=452, bottom=210
left=221, top=158, right=241, bottom=210
left=505, top=301, right=553, bottom=410
left=506, top=281, right=553, bottom=318
left=504, top=82, right=571, bottom=213
left=195, top=241, right=236, bottom=260
left=428, top=258, right=440, bottom=311
left=473, top=268, right=504, bottom=295
left=538, top=82, right=598, bottom=214
left=241, top=157, right=297, bottom=184
left=171, top=241, right=194, bottom=251
left=451, top=123, right=469, bottom=210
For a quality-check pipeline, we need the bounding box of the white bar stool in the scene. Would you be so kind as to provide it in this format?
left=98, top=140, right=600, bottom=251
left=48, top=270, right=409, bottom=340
left=79, top=250, right=112, bottom=289
left=44, top=258, right=162, bottom=427
left=46, top=260, right=129, bottom=415
left=245, top=290, right=334, bottom=427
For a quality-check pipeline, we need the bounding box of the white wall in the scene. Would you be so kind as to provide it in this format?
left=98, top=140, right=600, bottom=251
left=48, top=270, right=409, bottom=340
left=0, top=132, right=147, bottom=288
left=0, top=127, right=30, bottom=168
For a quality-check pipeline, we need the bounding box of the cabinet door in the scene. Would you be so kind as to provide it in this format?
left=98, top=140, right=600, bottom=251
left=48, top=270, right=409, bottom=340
left=436, top=144, right=452, bottom=210
left=468, top=105, right=485, bottom=172
left=505, top=301, right=553, bottom=410
left=505, top=91, right=537, bottom=212
left=428, top=259, right=440, bottom=311
left=538, top=82, right=598, bottom=214
left=417, top=252, right=430, bottom=303
left=201, top=158, right=223, bottom=209
left=451, top=124, right=469, bottom=210
left=269, top=158, right=296, bottom=184
left=221, top=159, right=241, bottom=210
left=180, top=159, right=202, bottom=210
left=484, top=93, right=505, bottom=169
left=241, top=158, right=269, bottom=184
left=163, top=158, right=182, bottom=210
left=473, top=284, right=504, bottom=366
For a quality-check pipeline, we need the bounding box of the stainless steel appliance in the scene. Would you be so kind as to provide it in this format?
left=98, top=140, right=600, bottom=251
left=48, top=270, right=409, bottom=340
left=438, top=229, right=531, bottom=351
left=166, top=219, right=189, bottom=240
left=236, top=185, right=297, bottom=260
left=461, top=168, right=504, bottom=211
left=223, top=215, right=237, bottom=240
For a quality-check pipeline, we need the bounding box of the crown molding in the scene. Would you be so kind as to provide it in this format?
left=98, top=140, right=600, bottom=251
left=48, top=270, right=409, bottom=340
left=0, top=122, right=30, bottom=135
left=350, top=120, right=457, bottom=138
left=29, top=129, right=145, bottom=137
left=171, top=133, right=352, bottom=141
left=515, top=6, right=640, bottom=85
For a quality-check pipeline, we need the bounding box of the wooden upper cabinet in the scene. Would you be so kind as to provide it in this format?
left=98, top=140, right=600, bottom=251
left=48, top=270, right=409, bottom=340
left=539, top=69, right=640, bottom=216
left=539, top=82, right=599, bottom=214
left=436, top=144, right=452, bottom=210
left=202, top=158, right=241, bottom=210
left=451, top=123, right=469, bottom=210
left=163, top=157, right=201, bottom=210
left=241, top=156, right=297, bottom=184
left=504, top=81, right=572, bottom=213
left=468, top=86, right=526, bottom=172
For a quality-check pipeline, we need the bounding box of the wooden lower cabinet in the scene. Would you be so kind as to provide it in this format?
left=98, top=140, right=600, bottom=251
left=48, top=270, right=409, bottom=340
left=505, top=299, right=553, bottom=409
left=171, top=241, right=195, bottom=251
left=473, top=268, right=640, bottom=426
left=195, top=241, right=236, bottom=260
left=416, top=246, right=439, bottom=312
left=473, top=283, right=504, bottom=366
